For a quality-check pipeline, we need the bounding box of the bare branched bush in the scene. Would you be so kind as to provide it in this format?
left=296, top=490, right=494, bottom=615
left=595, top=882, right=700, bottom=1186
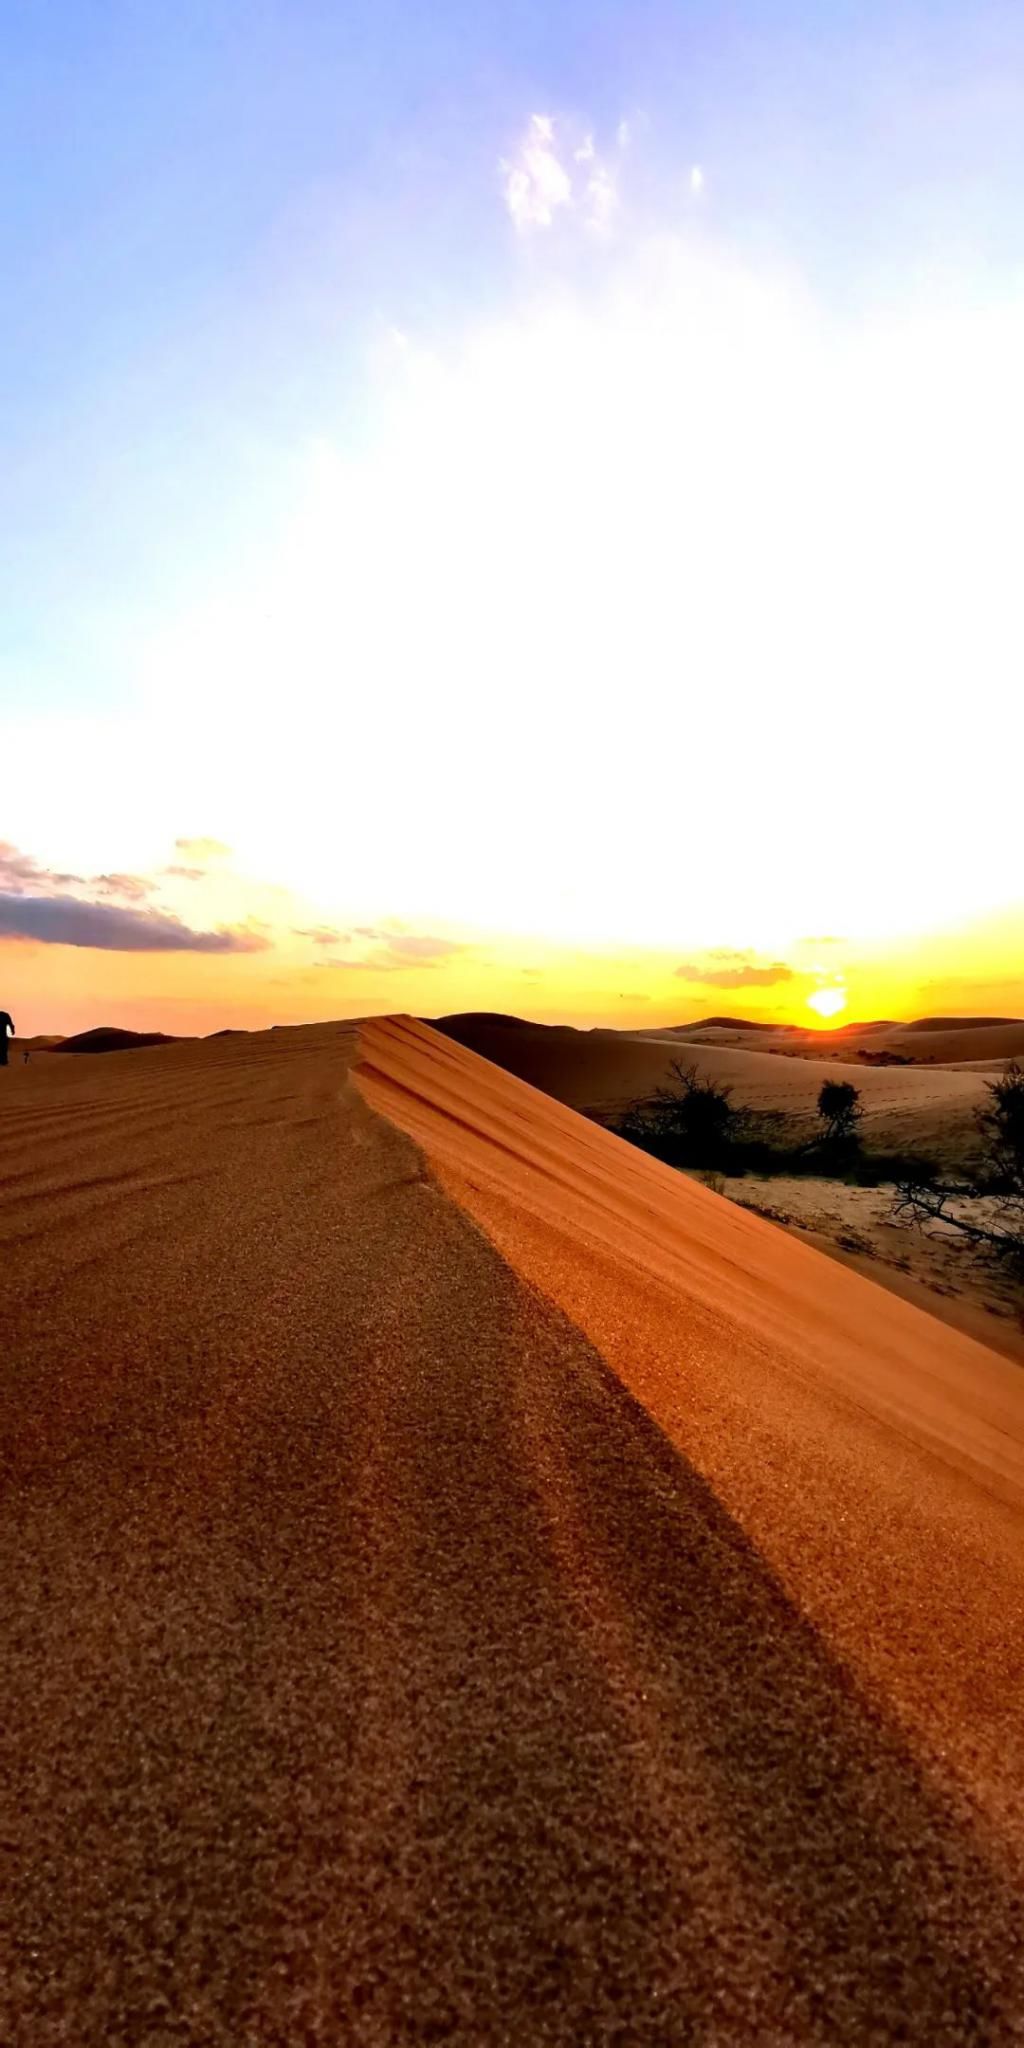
left=893, top=1061, right=1024, bottom=1276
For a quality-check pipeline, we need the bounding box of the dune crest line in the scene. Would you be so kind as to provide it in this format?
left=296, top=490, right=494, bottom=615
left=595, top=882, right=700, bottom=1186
left=357, top=1016, right=1024, bottom=1859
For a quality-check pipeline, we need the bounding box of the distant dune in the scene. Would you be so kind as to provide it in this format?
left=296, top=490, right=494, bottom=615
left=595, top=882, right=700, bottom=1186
left=888, top=1020, right=1024, bottom=1065
left=54, top=1026, right=183, bottom=1055
left=671, top=1015, right=1024, bottom=1066
left=662, top=1014, right=785, bottom=1035
left=433, top=1011, right=1008, bottom=1166
left=691, top=1013, right=781, bottom=1029
left=2, top=1015, right=1024, bottom=2037
left=909, top=1015, right=1020, bottom=1030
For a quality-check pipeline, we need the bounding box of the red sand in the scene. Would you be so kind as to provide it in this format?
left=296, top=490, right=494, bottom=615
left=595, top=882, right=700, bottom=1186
left=2, top=1017, right=1023, bottom=2042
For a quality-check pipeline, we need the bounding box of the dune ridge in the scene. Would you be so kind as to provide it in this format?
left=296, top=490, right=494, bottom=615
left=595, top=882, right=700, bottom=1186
left=434, top=1009, right=998, bottom=1161
left=1, top=1017, right=1023, bottom=2040
left=358, top=1021, right=1024, bottom=1826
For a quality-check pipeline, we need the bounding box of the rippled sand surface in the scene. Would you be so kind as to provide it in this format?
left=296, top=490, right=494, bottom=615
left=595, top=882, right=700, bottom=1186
left=1, top=1018, right=1022, bottom=2043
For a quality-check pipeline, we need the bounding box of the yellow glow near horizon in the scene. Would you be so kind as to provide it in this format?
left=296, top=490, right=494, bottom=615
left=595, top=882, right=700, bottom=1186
left=3, top=889, right=1022, bottom=1039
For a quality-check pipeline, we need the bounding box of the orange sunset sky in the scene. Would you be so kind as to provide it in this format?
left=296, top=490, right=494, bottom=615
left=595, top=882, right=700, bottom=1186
left=4, top=69, right=1022, bottom=1037
left=4, top=828, right=1022, bottom=1039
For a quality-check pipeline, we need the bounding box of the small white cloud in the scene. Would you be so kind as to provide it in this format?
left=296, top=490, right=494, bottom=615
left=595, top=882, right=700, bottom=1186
left=617, top=118, right=631, bottom=151
left=502, top=113, right=621, bottom=236
left=502, top=113, right=573, bottom=231
left=690, top=164, right=705, bottom=196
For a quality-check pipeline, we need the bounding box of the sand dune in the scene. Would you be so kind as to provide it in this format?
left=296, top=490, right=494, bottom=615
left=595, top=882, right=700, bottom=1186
left=889, top=1022, right=1024, bottom=1065
left=666, top=1015, right=1024, bottom=1067
left=53, top=1025, right=184, bottom=1054
left=436, top=1011, right=995, bottom=1164
left=2, top=1018, right=1024, bottom=2040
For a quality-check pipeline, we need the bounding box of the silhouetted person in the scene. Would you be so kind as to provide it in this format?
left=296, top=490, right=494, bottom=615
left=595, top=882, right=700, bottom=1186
left=0, top=1011, right=14, bottom=1067
left=23, top=1047, right=30, bottom=1065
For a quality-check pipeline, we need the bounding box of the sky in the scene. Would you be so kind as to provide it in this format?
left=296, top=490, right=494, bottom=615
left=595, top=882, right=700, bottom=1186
left=3, top=0, right=1023, bottom=1036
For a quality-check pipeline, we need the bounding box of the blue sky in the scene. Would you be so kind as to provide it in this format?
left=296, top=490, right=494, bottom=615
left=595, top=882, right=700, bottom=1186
left=7, top=0, right=1024, bottom=717
left=3, top=2, right=1023, bottom=1030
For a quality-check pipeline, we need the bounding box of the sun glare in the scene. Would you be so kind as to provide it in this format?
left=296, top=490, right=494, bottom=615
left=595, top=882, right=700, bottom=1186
left=806, top=988, right=848, bottom=1021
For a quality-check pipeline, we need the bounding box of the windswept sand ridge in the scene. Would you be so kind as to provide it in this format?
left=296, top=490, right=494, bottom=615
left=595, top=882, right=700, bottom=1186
left=359, top=1024, right=1024, bottom=1810
left=436, top=1012, right=994, bottom=1164
left=2, top=1019, right=1024, bottom=2041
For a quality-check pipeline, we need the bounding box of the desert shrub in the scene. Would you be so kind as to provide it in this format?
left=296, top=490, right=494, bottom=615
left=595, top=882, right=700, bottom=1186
left=976, top=1060, right=1024, bottom=1197
left=615, top=1062, right=737, bottom=1169
left=614, top=1068, right=950, bottom=1207
left=816, top=1079, right=862, bottom=1143
left=893, top=1061, right=1024, bottom=1275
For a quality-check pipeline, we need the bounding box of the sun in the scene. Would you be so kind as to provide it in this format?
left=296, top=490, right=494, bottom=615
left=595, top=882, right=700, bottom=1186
left=806, top=987, right=848, bottom=1021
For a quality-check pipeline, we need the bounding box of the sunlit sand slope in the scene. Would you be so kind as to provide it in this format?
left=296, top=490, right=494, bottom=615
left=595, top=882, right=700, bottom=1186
left=1, top=1019, right=1023, bottom=2042
left=434, top=1012, right=993, bottom=1163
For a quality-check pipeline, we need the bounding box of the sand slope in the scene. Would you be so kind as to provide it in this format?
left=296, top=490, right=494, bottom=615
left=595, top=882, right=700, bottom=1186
left=436, top=1012, right=993, bottom=1163
left=2, top=1019, right=1024, bottom=2041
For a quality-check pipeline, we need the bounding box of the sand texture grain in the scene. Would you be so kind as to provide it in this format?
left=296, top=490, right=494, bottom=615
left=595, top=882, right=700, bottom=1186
left=2, top=1019, right=1024, bottom=2044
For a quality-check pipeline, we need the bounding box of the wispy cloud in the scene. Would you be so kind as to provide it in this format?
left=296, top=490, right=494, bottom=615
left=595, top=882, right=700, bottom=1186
left=94, top=872, right=155, bottom=902
left=294, top=925, right=349, bottom=946
left=381, top=934, right=464, bottom=962
left=175, top=836, right=231, bottom=863
left=311, top=927, right=471, bottom=972
left=675, top=957, right=794, bottom=989
left=502, top=114, right=572, bottom=231
left=0, top=842, right=80, bottom=892
left=311, top=957, right=380, bottom=971
left=1, top=842, right=155, bottom=906
left=501, top=113, right=620, bottom=235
